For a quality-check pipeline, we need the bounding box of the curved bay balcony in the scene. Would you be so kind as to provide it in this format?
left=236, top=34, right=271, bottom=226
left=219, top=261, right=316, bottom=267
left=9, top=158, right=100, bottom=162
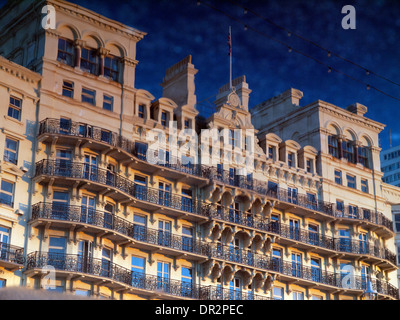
left=37, top=118, right=209, bottom=186
left=31, top=202, right=209, bottom=260
left=38, top=119, right=394, bottom=236
left=34, top=159, right=210, bottom=223
left=24, top=252, right=270, bottom=300
left=210, top=168, right=393, bottom=237
left=210, top=244, right=398, bottom=300
left=0, top=242, right=24, bottom=271
left=209, top=206, right=396, bottom=269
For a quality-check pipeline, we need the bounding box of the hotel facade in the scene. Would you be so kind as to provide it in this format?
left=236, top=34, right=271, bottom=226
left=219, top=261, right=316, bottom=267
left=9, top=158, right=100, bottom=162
left=0, top=0, right=398, bottom=300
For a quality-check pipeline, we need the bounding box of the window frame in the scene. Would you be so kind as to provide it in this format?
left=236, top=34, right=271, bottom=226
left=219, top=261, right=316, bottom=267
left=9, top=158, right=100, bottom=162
left=81, top=87, right=96, bottom=105
left=4, top=136, right=19, bottom=165
left=8, top=96, right=22, bottom=121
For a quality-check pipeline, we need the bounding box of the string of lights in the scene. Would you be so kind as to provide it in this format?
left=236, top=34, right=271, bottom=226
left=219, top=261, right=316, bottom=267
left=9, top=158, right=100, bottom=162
left=227, top=0, right=400, bottom=88
left=197, top=0, right=400, bottom=104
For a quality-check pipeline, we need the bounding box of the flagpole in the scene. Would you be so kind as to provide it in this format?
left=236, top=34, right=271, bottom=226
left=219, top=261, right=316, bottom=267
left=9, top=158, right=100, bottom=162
left=229, top=26, right=232, bottom=91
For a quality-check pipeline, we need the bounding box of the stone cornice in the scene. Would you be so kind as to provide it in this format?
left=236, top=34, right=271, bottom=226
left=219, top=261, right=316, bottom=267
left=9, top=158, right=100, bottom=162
left=0, top=56, right=41, bottom=85
left=48, top=0, right=147, bottom=42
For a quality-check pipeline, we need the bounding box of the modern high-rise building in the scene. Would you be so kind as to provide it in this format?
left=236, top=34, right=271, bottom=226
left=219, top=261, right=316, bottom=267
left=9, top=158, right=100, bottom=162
left=0, top=0, right=398, bottom=300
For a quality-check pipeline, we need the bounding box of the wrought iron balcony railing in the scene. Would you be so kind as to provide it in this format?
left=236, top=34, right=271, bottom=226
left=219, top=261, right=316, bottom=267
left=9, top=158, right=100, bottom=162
left=37, top=118, right=394, bottom=233
left=208, top=244, right=398, bottom=299
left=35, top=159, right=210, bottom=218
left=0, top=242, right=24, bottom=265
left=31, top=203, right=210, bottom=257
left=25, top=252, right=272, bottom=300
left=38, top=118, right=210, bottom=179
left=209, top=206, right=396, bottom=265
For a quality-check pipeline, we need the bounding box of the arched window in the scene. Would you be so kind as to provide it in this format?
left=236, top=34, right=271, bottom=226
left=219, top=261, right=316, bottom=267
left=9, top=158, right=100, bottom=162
left=328, top=135, right=339, bottom=158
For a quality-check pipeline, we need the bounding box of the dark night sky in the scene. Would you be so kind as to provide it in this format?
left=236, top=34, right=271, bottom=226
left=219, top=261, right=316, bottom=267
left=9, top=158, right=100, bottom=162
left=3, top=0, right=400, bottom=149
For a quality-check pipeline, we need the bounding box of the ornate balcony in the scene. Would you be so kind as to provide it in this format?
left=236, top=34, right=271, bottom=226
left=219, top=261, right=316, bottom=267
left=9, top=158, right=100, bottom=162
left=25, top=252, right=201, bottom=300
left=34, top=159, right=210, bottom=222
left=37, top=118, right=209, bottom=186
left=0, top=242, right=24, bottom=271
left=31, top=203, right=210, bottom=260
left=24, top=252, right=271, bottom=300
left=208, top=206, right=396, bottom=268
left=208, top=245, right=398, bottom=299
left=37, top=119, right=394, bottom=236
left=208, top=167, right=393, bottom=236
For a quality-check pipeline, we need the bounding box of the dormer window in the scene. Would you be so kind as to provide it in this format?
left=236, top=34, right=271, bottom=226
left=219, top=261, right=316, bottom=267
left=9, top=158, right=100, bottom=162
left=288, top=152, right=295, bottom=167
left=268, top=146, right=275, bottom=160
left=138, top=105, right=145, bottom=119
left=161, top=112, right=168, bottom=126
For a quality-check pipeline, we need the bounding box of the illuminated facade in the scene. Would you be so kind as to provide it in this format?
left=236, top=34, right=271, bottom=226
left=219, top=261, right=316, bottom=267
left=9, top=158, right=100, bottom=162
left=0, top=0, right=397, bottom=300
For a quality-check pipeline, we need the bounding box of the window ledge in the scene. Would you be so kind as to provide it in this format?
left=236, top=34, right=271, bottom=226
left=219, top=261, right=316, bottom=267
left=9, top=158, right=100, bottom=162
left=4, top=115, right=23, bottom=126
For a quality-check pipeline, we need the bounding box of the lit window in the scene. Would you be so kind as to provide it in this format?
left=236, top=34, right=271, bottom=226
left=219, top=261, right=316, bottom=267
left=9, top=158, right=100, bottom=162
left=8, top=96, right=22, bottom=121
left=62, top=81, right=74, bottom=98
left=4, top=137, right=18, bottom=165
left=82, top=88, right=96, bottom=105
left=103, top=95, right=113, bottom=111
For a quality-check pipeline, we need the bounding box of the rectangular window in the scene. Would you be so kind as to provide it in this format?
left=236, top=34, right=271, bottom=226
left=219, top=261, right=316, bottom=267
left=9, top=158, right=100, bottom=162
left=62, top=81, right=74, bottom=98
left=0, top=180, right=14, bottom=207
left=57, top=38, right=74, bottom=66
left=134, top=142, right=148, bottom=160
left=104, top=56, right=119, bottom=82
left=273, top=287, right=283, bottom=300
left=103, top=95, right=113, bottom=111
left=82, top=88, right=96, bottom=105
left=395, top=214, right=400, bottom=232
left=347, top=174, right=356, bottom=189
left=342, top=141, right=354, bottom=163
left=358, top=147, right=369, bottom=168
left=361, top=179, right=368, bottom=193
left=336, top=200, right=344, bottom=217
left=328, top=135, right=339, bottom=158
left=161, top=112, right=168, bottom=126
left=292, top=291, right=304, bottom=300
left=181, top=267, right=193, bottom=297
left=288, top=152, right=294, bottom=167
left=80, top=48, right=98, bottom=74
left=157, top=261, right=170, bottom=291
left=334, top=170, right=342, bottom=185
left=184, top=119, right=190, bottom=130
left=8, top=96, right=22, bottom=121
left=306, top=159, right=312, bottom=173
left=268, top=146, right=275, bottom=160
left=4, top=137, right=18, bottom=165
left=288, top=187, right=297, bottom=204
left=0, top=279, right=5, bottom=288
left=138, top=105, right=145, bottom=119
